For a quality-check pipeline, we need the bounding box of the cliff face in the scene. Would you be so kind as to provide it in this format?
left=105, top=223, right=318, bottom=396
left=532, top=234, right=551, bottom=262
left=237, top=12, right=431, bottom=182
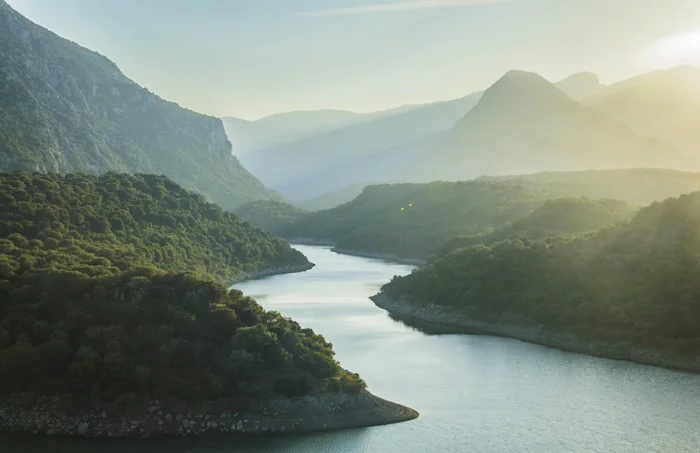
left=0, top=0, right=282, bottom=210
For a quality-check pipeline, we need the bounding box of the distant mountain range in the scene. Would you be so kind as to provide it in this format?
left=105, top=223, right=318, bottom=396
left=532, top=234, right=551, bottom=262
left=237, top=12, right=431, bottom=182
left=584, top=66, right=700, bottom=155
left=223, top=67, right=700, bottom=207
left=405, top=70, right=694, bottom=182
left=0, top=0, right=281, bottom=210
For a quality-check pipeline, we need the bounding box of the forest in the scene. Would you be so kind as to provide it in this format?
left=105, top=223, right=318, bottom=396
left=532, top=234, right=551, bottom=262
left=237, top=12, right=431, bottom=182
left=0, top=172, right=362, bottom=404
left=275, top=180, right=561, bottom=259
left=382, top=191, right=700, bottom=358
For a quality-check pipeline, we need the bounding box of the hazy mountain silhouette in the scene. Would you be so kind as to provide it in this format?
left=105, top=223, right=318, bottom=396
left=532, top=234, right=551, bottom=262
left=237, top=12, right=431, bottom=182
left=239, top=92, right=483, bottom=201
left=0, top=0, right=281, bottom=210
left=405, top=70, right=696, bottom=182
left=585, top=66, right=700, bottom=155
left=555, top=72, right=605, bottom=100
left=222, top=110, right=358, bottom=156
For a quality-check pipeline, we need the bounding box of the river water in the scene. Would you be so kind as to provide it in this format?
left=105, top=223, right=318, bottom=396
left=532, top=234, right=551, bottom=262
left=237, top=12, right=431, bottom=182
left=3, top=244, right=700, bottom=452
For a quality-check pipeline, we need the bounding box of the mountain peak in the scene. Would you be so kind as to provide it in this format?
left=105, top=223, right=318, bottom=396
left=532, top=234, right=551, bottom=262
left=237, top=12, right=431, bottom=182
left=473, top=70, right=573, bottom=114
left=556, top=72, right=603, bottom=99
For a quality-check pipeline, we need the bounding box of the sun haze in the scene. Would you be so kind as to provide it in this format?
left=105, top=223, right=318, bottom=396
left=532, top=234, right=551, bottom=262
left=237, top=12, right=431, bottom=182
left=6, top=0, right=700, bottom=118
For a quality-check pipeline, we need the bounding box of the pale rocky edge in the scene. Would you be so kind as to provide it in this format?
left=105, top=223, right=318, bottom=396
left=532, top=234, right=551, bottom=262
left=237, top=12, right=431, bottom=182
left=228, top=262, right=316, bottom=284
left=371, top=293, right=700, bottom=373
left=287, top=239, right=427, bottom=266
left=0, top=391, right=418, bottom=438
left=0, top=264, right=419, bottom=438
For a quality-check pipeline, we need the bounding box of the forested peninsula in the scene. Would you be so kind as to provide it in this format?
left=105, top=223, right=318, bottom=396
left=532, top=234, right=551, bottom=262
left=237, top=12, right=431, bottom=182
left=375, top=191, right=700, bottom=372
left=0, top=172, right=417, bottom=437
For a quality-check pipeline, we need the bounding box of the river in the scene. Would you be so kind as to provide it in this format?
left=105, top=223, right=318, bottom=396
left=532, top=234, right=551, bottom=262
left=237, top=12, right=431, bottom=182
left=3, top=244, right=700, bottom=452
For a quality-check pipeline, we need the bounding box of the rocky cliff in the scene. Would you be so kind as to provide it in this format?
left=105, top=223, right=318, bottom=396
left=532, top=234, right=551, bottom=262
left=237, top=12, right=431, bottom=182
left=0, top=0, right=281, bottom=210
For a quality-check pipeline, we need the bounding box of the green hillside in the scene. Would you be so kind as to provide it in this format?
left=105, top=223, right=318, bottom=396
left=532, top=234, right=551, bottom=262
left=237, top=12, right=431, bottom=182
left=0, top=172, right=366, bottom=403
left=382, top=192, right=700, bottom=359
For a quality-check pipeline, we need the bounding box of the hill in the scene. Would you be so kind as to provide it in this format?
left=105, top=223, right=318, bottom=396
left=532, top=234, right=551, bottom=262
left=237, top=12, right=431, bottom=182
left=240, top=93, right=482, bottom=202
left=236, top=200, right=308, bottom=234
left=555, top=72, right=605, bottom=100
left=0, top=0, right=280, bottom=210
left=298, top=183, right=372, bottom=211
left=0, top=172, right=355, bottom=400
left=378, top=192, right=700, bottom=371
left=481, top=168, right=700, bottom=206
left=279, top=180, right=560, bottom=260
left=585, top=66, right=700, bottom=155
left=405, top=70, right=696, bottom=182
left=439, top=197, right=632, bottom=255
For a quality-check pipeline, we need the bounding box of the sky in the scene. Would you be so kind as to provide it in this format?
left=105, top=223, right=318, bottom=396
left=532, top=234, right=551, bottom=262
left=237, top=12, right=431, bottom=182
left=6, top=0, right=700, bottom=119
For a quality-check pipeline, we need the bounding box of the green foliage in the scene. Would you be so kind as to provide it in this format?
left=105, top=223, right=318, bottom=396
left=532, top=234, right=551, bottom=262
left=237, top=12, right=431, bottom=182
left=0, top=171, right=360, bottom=401
left=236, top=200, right=308, bottom=235
left=383, top=192, right=700, bottom=358
left=0, top=172, right=307, bottom=283
left=440, top=197, right=632, bottom=256
left=481, top=169, right=700, bottom=206
left=279, top=180, right=561, bottom=259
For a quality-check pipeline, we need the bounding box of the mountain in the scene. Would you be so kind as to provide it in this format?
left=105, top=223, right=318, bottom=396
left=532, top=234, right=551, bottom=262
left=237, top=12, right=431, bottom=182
left=555, top=72, right=605, bottom=100
left=481, top=168, right=700, bottom=206
left=405, top=70, right=696, bottom=182
left=278, top=180, right=560, bottom=260
left=585, top=66, right=700, bottom=155
left=222, top=109, right=359, bottom=156
left=0, top=0, right=281, bottom=210
left=378, top=191, right=700, bottom=371
left=240, top=92, right=482, bottom=202
left=298, top=183, right=373, bottom=211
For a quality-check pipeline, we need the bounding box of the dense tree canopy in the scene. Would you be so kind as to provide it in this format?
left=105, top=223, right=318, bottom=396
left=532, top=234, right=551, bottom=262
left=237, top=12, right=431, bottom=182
left=382, top=192, right=700, bottom=358
left=236, top=200, right=308, bottom=235
left=277, top=181, right=560, bottom=259
left=439, top=197, right=632, bottom=256
left=0, top=172, right=307, bottom=282
left=0, top=172, right=362, bottom=403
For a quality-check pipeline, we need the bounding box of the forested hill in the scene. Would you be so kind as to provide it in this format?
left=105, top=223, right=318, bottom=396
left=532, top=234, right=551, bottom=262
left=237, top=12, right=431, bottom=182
left=0, top=0, right=281, bottom=210
left=236, top=200, right=309, bottom=236
left=439, top=197, right=632, bottom=255
left=0, top=172, right=309, bottom=283
left=480, top=169, right=700, bottom=206
left=278, top=180, right=560, bottom=260
left=381, top=192, right=700, bottom=362
left=0, top=172, right=369, bottom=404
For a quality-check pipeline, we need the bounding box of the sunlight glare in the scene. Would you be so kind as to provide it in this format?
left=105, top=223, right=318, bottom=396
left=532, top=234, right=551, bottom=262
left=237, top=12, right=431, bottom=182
left=649, top=30, right=700, bottom=66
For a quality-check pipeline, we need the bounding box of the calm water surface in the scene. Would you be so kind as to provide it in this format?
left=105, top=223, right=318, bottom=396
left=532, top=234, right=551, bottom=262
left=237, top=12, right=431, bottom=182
left=4, top=245, right=700, bottom=452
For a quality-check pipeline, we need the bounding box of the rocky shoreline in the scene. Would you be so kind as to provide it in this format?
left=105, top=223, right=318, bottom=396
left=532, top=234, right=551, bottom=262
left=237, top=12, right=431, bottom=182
left=228, top=262, right=316, bottom=285
left=0, top=391, right=418, bottom=438
left=286, top=239, right=427, bottom=266
left=331, top=248, right=426, bottom=266
left=372, top=293, right=700, bottom=373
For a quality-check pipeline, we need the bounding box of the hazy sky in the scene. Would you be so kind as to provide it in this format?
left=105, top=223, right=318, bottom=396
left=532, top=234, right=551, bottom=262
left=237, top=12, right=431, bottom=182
left=7, top=0, right=700, bottom=119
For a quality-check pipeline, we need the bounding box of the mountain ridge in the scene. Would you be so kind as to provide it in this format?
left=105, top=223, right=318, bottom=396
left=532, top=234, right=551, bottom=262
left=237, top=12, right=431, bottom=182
left=0, top=0, right=281, bottom=210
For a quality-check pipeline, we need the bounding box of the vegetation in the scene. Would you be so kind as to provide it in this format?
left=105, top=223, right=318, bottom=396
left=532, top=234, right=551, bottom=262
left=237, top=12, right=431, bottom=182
left=278, top=180, right=560, bottom=259
left=236, top=200, right=308, bottom=235
left=439, top=197, right=632, bottom=256
left=481, top=168, right=700, bottom=206
left=382, top=192, right=700, bottom=358
left=0, top=172, right=307, bottom=282
left=0, top=172, right=363, bottom=403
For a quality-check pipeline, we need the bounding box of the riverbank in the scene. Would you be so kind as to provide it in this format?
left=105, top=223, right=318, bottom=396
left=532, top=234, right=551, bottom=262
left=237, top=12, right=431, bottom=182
left=371, top=293, right=700, bottom=374
left=331, top=249, right=426, bottom=266
left=228, top=262, right=316, bottom=284
left=286, top=239, right=427, bottom=266
left=0, top=391, right=418, bottom=438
